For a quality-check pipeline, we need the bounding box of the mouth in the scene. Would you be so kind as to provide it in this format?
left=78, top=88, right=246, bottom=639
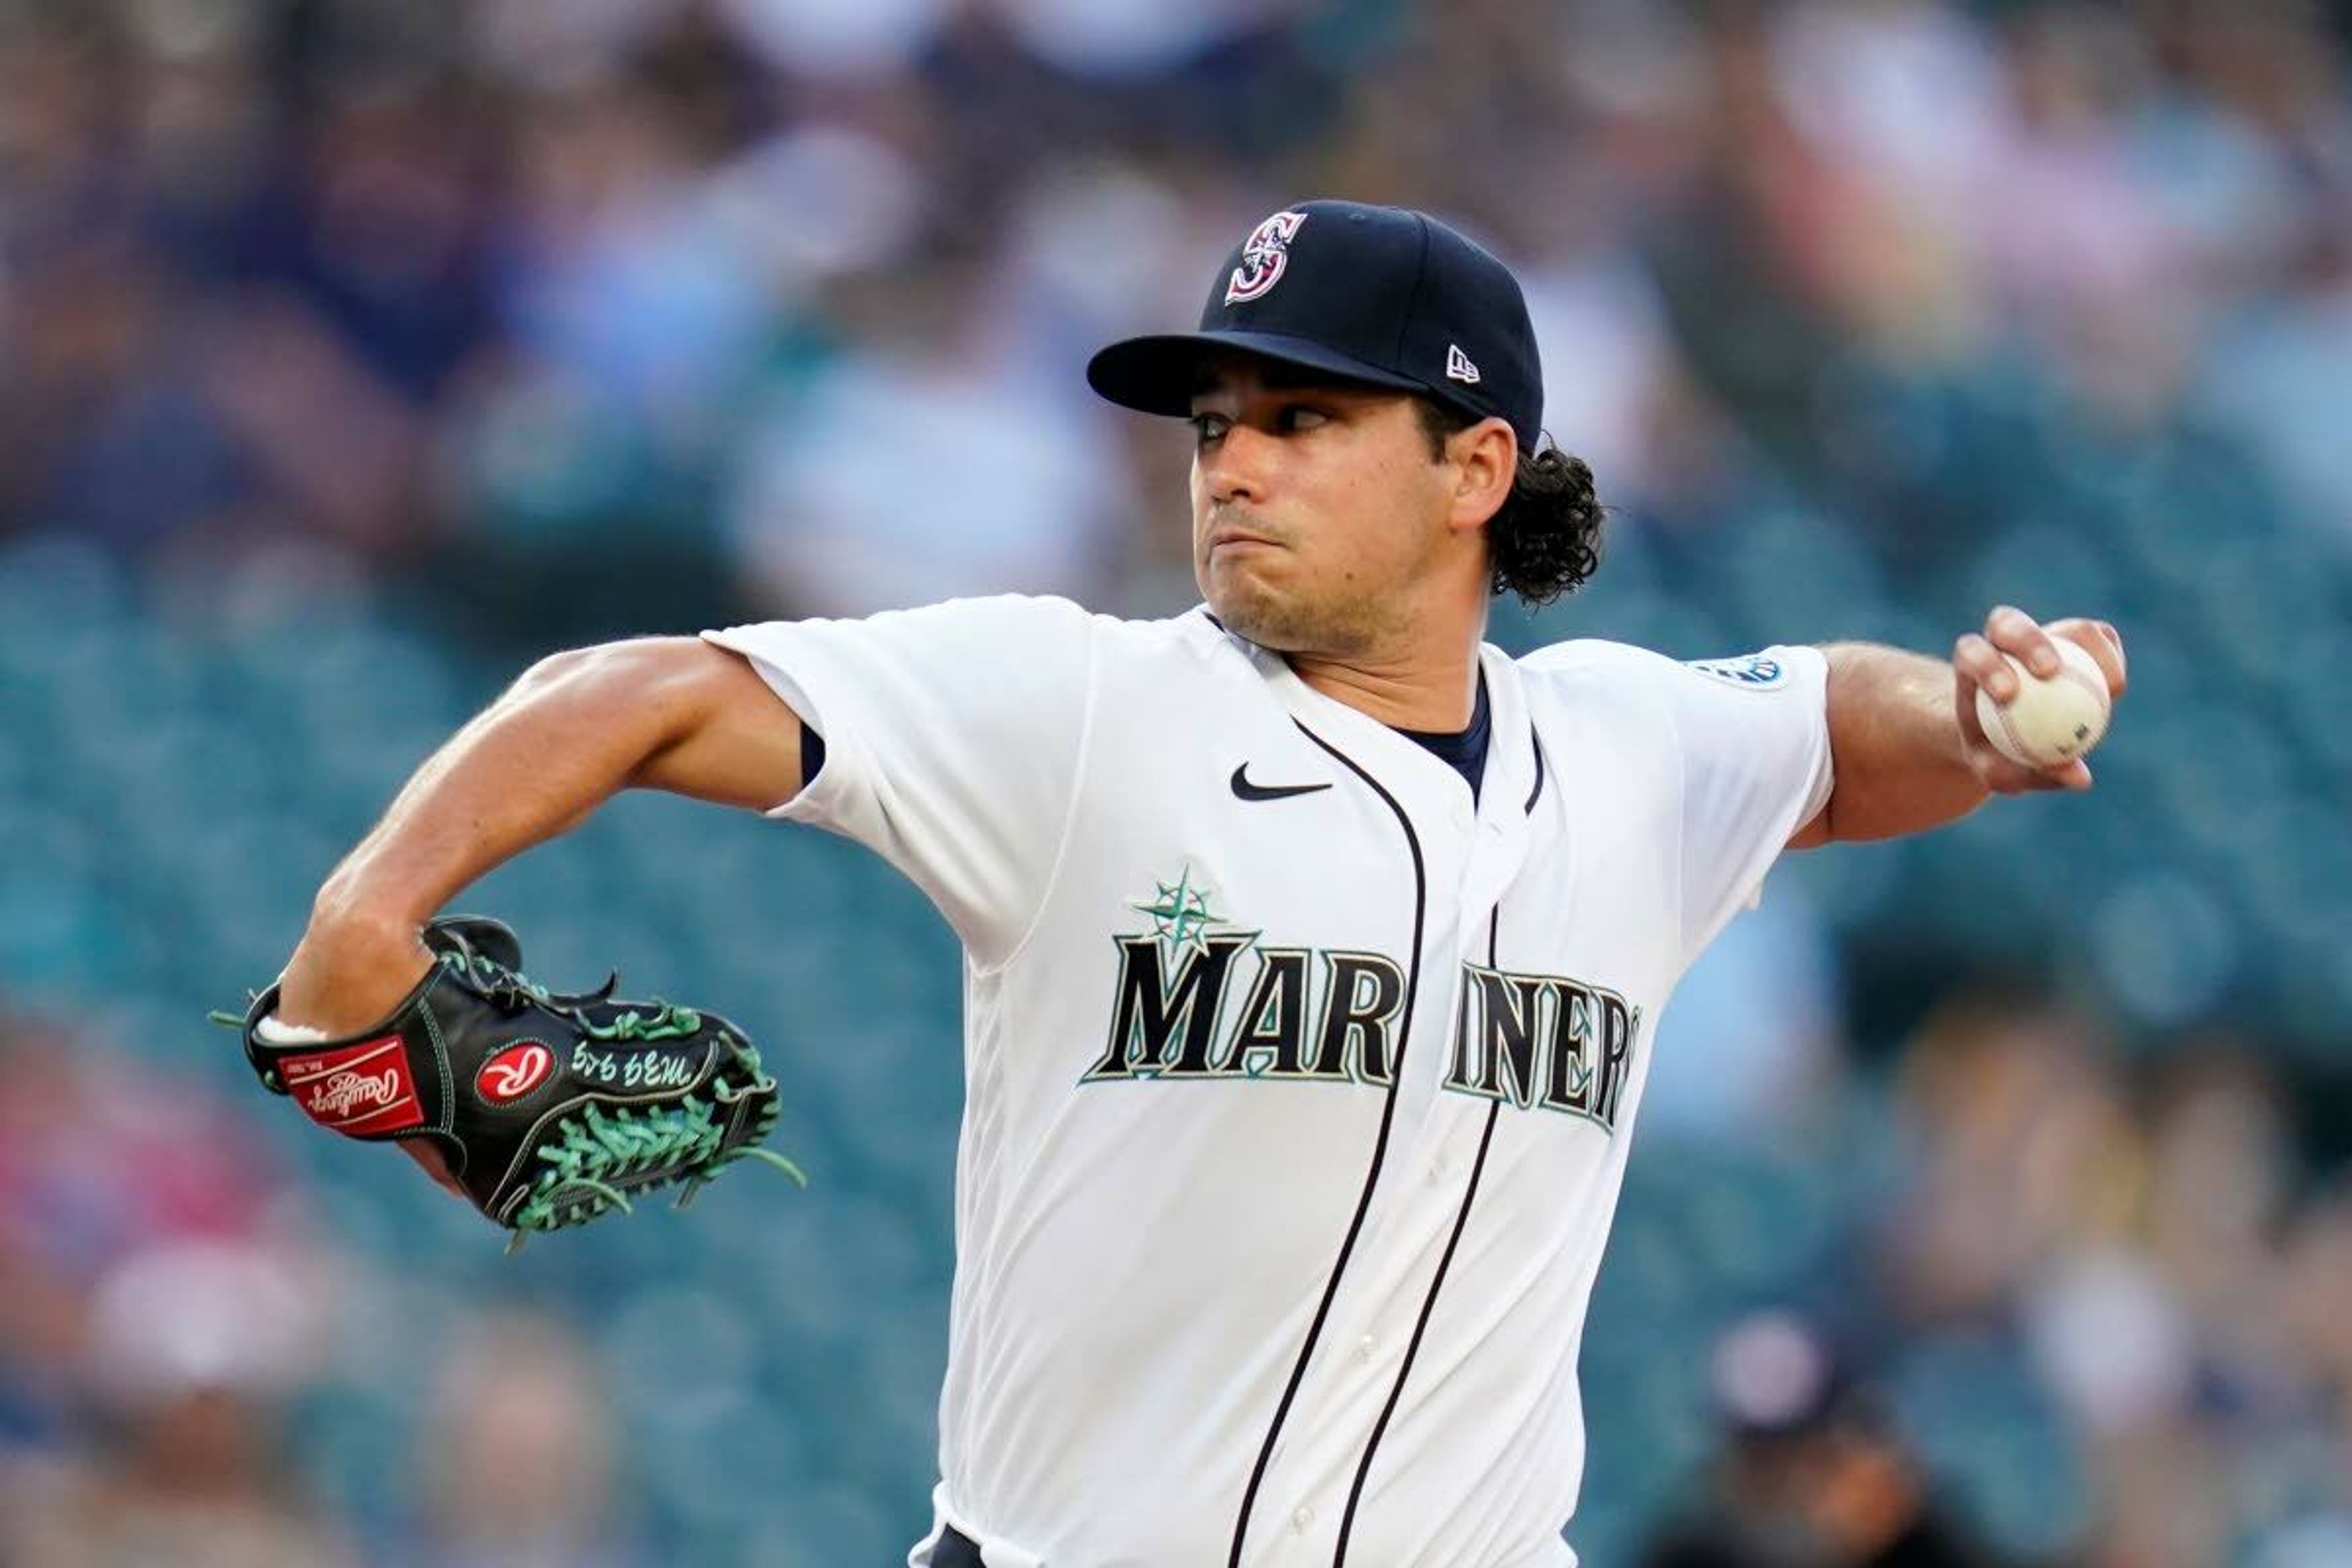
left=1205, top=525, right=1283, bottom=558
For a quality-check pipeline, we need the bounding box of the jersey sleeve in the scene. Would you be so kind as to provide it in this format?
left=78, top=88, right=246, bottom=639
left=702, top=595, right=1096, bottom=968
left=1528, top=639, right=1833, bottom=970
left=1656, top=647, right=1834, bottom=967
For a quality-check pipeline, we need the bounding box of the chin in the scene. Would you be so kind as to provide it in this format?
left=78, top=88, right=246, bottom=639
left=1209, top=584, right=1340, bottom=655
left=1204, top=574, right=1289, bottom=647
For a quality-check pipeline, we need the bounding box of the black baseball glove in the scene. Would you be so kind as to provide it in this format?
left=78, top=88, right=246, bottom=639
left=216, top=915, right=802, bottom=1242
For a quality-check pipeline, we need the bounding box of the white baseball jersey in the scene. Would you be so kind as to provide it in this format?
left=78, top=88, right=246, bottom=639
left=704, top=598, right=1833, bottom=1568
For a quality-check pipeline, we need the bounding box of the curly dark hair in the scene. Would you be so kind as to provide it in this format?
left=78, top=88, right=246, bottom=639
left=1417, top=401, right=1605, bottom=608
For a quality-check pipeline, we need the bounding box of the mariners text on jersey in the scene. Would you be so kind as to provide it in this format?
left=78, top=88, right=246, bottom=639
left=1082, top=899, right=1640, bottom=1133
left=706, top=597, right=1832, bottom=1568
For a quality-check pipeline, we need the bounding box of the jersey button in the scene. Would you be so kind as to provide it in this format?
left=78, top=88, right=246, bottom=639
left=1428, top=1153, right=1452, bottom=1183
left=1352, top=1333, right=1376, bottom=1363
left=1291, top=1504, right=1316, bottom=1532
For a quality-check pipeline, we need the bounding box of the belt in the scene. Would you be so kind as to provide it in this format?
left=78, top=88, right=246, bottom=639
left=932, top=1524, right=985, bottom=1568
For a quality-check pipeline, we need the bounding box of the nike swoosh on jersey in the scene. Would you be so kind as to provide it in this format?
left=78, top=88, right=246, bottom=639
left=1229, top=764, right=1333, bottom=802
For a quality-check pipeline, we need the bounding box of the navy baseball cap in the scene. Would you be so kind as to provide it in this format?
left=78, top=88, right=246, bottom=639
left=1087, top=199, right=1544, bottom=450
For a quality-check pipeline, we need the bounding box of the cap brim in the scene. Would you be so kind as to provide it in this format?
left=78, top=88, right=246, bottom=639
left=1085, top=330, right=1430, bottom=419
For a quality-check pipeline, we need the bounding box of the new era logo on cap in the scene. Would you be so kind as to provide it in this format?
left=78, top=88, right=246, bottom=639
left=1084, top=198, right=1545, bottom=450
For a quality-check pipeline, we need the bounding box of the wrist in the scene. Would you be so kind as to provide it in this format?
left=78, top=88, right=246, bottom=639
left=283, top=895, right=435, bottom=1036
left=299, top=899, right=427, bottom=965
left=309, top=855, right=438, bottom=938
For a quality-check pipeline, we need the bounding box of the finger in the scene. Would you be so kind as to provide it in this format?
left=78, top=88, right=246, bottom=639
left=1953, top=631, right=2019, bottom=704
left=1966, top=731, right=2045, bottom=791
left=1976, top=752, right=2082, bottom=795
left=2049, top=617, right=2128, bottom=699
left=1985, top=605, right=2060, bottom=679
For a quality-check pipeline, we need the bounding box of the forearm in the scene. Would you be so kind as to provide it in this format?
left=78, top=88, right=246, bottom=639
left=278, top=636, right=799, bottom=1053
left=312, top=636, right=802, bottom=933
left=1802, top=642, right=1987, bottom=844
left=323, top=671, right=589, bottom=928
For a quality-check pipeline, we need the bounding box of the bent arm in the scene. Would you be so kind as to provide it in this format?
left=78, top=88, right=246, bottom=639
left=280, top=638, right=804, bottom=1034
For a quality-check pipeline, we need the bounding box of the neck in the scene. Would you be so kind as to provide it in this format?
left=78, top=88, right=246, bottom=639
left=1288, top=641, right=1482, bottom=731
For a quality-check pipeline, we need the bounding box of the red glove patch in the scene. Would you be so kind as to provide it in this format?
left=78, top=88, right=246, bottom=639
left=279, top=1036, right=426, bottom=1136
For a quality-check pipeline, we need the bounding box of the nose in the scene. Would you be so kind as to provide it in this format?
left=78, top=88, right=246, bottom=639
left=1199, top=423, right=1273, bottom=506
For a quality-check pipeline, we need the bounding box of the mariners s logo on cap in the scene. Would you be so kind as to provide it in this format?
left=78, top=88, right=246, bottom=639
left=1085, top=198, right=1545, bottom=450
left=1225, top=210, right=1308, bottom=305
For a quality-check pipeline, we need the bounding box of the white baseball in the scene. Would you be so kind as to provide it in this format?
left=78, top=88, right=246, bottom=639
left=1974, top=637, right=2112, bottom=770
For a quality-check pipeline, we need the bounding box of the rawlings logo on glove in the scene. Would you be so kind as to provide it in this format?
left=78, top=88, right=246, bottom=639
left=281, top=1037, right=424, bottom=1133
left=476, top=1042, right=555, bottom=1105
left=214, top=916, right=804, bottom=1243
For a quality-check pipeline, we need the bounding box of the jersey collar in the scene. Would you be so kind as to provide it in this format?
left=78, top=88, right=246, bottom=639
left=1200, top=608, right=1539, bottom=829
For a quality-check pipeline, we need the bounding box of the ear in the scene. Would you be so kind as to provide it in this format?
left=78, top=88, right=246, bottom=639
left=1442, top=417, right=1518, bottom=535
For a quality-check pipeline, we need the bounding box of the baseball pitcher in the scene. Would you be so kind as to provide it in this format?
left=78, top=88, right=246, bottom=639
left=240, top=201, right=2127, bottom=1566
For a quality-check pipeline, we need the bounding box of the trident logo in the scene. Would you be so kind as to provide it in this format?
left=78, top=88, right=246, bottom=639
left=1226, top=211, right=1308, bottom=305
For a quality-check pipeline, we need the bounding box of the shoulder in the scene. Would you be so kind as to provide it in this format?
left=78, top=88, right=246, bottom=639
left=1516, top=637, right=1697, bottom=698
left=868, top=595, right=1229, bottom=650
left=1518, top=636, right=1679, bottom=677
left=1090, top=605, right=1262, bottom=672
left=1518, top=638, right=1819, bottom=697
left=707, top=593, right=1095, bottom=655
left=1509, top=639, right=1689, bottom=761
left=1513, top=640, right=1826, bottom=776
left=875, top=592, right=1098, bottom=634
left=706, top=598, right=1251, bottom=698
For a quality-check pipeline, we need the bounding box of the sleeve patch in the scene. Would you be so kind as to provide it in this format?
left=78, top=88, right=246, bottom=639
left=1684, top=653, right=1789, bottom=690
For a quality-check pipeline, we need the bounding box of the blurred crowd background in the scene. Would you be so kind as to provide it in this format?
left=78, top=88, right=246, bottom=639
left=2, top=0, right=2348, bottom=1563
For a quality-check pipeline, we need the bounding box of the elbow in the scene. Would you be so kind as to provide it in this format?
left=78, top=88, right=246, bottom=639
left=512, top=639, right=643, bottom=696
left=502, top=635, right=798, bottom=809
left=511, top=636, right=710, bottom=703
left=502, top=638, right=731, bottom=761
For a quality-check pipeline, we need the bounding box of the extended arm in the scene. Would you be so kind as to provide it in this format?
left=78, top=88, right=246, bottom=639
left=1789, top=607, right=2127, bottom=848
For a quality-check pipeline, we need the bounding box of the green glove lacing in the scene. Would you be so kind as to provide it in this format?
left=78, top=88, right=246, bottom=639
left=473, top=957, right=811, bottom=1247
left=504, top=1047, right=807, bottom=1251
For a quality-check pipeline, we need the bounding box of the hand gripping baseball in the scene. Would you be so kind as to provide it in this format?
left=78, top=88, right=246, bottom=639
left=1951, top=607, right=2128, bottom=794
left=215, top=916, right=804, bottom=1243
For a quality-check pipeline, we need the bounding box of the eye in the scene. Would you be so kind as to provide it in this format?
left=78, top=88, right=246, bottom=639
left=1189, top=412, right=1231, bottom=445
left=1276, top=404, right=1330, bottom=434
